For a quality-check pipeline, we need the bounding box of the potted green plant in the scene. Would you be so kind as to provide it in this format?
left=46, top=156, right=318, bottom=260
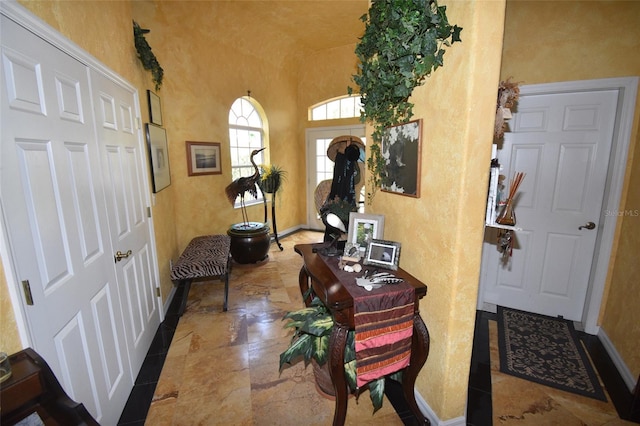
left=349, top=0, right=462, bottom=201
left=279, top=290, right=392, bottom=412
left=258, top=164, right=287, bottom=195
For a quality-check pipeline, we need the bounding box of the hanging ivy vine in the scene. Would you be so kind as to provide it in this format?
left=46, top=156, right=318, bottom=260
left=133, top=21, right=164, bottom=91
left=349, top=0, right=462, bottom=201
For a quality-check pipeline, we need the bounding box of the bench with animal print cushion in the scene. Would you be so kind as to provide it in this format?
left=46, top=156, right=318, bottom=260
left=170, top=235, right=232, bottom=315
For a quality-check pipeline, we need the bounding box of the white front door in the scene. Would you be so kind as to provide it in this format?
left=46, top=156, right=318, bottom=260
left=305, top=125, right=365, bottom=230
left=481, top=90, right=618, bottom=321
left=1, top=13, right=158, bottom=425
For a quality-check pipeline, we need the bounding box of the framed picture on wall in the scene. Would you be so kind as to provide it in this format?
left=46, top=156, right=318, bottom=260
left=186, top=141, right=222, bottom=176
left=381, top=119, right=422, bottom=198
left=147, top=90, right=163, bottom=126
left=146, top=123, right=171, bottom=193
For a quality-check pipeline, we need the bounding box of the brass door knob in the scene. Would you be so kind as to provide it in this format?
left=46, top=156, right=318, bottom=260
left=114, top=250, right=132, bottom=262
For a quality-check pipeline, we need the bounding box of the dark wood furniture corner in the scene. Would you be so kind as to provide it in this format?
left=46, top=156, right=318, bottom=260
left=0, top=347, right=98, bottom=425
left=294, top=243, right=431, bottom=426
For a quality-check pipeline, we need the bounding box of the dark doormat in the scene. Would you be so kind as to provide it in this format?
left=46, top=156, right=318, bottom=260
left=497, top=306, right=607, bottom=401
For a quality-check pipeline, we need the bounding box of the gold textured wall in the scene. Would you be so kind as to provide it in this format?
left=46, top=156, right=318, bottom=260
left=130, top=1, right=304, bottom=253
left=501, top=0, right=640, bottom=385
left=369, top=1, right=507, bottom=419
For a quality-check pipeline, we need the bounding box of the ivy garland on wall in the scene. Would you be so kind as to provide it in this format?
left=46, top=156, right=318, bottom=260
left=349, top=0, right=462, bottom=201
left=133, top=21, right=164, bottom=91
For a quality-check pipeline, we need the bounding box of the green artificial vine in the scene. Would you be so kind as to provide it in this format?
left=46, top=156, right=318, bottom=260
left=133, top=21, right=164, bottom=91
left=349, top=0, right=462, bottom=201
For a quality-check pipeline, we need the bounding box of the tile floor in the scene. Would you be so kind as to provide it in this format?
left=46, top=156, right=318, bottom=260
left=118, top=230, right=637, bottom=425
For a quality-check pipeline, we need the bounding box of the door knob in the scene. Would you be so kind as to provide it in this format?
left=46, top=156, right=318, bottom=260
left=114, top=250, right=132, bottom=263
left=578, top=222, right=596, bottom=230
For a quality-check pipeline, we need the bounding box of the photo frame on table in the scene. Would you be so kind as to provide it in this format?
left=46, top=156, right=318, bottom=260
left=145, top=123, right=171, bottom=193
left=147, top=90, right=163, bottom=126
left=381, top=118, right=422, bottom=198
left=347, top=213, right=385, bottom=256
left=363, top=239, right=401, bottom=271
left=186, top=141, right=222, bottom=176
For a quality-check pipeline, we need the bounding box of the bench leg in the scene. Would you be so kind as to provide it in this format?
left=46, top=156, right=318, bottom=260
left=223, top=273, right=229, bottom=312
left=178, top=279, right=193, bottom=316
left=223, top=254, right=231, bottom=312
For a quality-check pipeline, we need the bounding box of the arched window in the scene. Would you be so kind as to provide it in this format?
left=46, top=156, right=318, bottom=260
left=309, top=94, right=363, bottom=121
left=228, top=97, right=267, bottom=206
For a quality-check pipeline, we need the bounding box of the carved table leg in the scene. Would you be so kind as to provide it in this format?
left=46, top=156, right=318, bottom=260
left=403, top=313, right=431, bottom=425
left=329, top=323, right=349, bottom=426
left=298, top=266, right=312, bottom=307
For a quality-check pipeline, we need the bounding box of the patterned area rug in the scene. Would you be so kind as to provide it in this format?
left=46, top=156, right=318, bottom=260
left=497, top=306, right=607, bottom=401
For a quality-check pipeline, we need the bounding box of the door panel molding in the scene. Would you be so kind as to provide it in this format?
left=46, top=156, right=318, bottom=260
left=478, top=77, right=639, bottom=335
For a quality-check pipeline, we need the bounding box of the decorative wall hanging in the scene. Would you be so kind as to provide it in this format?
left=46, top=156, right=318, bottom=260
left=146, top=124, right=171, bottom=192
left=133, top=21, right=163, bottom=91
left=186, top=141, right=222, bottom=176
left=147, top=90, right=163, bottom=126
left=381, top=119, right=422, bottom=198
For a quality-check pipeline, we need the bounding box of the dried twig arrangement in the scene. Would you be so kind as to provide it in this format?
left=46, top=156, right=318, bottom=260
left=497, top=172, right=525, bottom=226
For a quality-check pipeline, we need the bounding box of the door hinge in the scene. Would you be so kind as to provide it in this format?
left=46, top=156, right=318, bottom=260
left=147, top=207, right=152, bottom=218
left=21, top=280, right=34, bottom=305
left=155, top=287, right=161, bottom=297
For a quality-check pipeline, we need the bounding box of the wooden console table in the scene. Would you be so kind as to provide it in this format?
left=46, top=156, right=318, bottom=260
left=294, top=243, right=430, bottom=426
left=0, top=348, right=98, bottom=425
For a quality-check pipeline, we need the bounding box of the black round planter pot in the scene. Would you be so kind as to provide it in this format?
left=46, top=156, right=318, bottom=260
left=227, top=222, right=271, bottom=264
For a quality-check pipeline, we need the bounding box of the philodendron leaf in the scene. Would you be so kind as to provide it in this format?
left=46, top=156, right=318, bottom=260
left=279, top=333, right=313, bottom=371
left=369, top=378, right=386, bottom=413
left=313, top=335, right=330, bottom=365
left=301, top=314, right=334, bottom=336
left=344, top=359, right=357, bottom=391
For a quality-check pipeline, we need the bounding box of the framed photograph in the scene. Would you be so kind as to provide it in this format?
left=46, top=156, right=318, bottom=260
left=347, top=213, right=385, bottom=256
left=145, top=123, right=171, bottom=193
left=147, top=90, right=163, bottom=126
left=381, top=118, right=422, bottom=198
left=363, top=239, right=401, bottom=271
left=186, top=141, right=222, bottom=176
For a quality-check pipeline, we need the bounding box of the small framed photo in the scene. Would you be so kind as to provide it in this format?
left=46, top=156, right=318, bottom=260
left=363, top=239, right=401, bottom=271
left=147, top=90, right=163, bottom=126
left=186, top=141, right=222, bottom=176
left=145, top=123, right=171, bottom=193
left=347, top=213, right=385, bottom=256
left=381, top=118, right=422, bottom=198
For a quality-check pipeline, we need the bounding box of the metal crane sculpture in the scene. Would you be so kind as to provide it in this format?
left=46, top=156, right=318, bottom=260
left=225, top=147, right=265, bottom=225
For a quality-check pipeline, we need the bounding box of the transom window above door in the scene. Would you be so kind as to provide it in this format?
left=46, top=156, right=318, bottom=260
left=309, top=94, right=363, bottom=121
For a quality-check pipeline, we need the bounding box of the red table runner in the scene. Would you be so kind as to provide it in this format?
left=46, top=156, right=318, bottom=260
left=319, top=254, right=414, bottom=388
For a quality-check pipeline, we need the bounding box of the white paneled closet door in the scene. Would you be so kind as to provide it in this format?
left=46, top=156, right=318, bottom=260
left=91, top=69, right=161, bottom=379
left=1, top=8, right=160, bottom=425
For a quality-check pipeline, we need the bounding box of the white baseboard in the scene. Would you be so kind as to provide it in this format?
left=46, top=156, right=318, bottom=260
left=415, top=390, right=467, bottom=426
left=163, top=285, right=177, bottom=317
left=598, top=328, right=636, bottom=391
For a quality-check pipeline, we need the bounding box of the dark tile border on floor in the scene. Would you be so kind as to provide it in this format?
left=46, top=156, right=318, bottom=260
left=117, top=285, right=183, bottom=425
left=466, top=310, right=494, bottom=426
left=580, top=332, right=640, bottom=423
